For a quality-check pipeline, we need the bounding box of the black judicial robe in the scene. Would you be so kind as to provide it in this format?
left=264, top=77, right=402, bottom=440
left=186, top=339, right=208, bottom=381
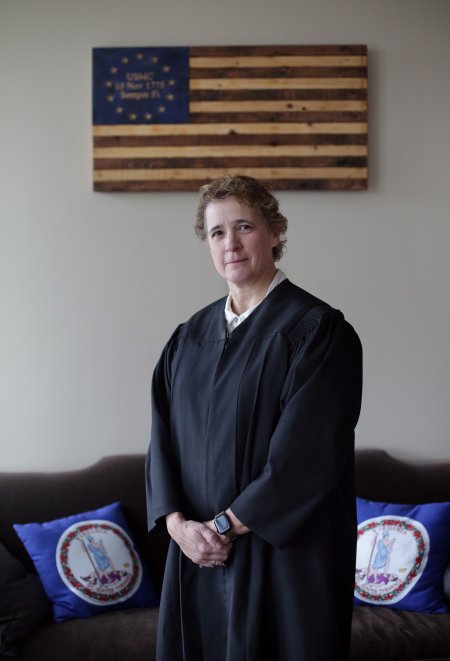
left=146, top=279, right=363, bottom=661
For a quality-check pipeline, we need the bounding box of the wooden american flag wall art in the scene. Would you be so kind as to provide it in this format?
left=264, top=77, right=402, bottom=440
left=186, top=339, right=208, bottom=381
left=92, top=45, right=368, bottom=192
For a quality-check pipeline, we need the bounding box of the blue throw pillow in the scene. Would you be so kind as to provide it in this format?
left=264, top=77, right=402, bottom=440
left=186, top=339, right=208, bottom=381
left=14, top=502, right=159, bottom=622
left=354, top=497, right=450, bottom=614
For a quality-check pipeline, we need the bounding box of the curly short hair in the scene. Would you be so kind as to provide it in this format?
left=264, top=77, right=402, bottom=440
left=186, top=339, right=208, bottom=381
left=194, top=175, right=288, bottom=262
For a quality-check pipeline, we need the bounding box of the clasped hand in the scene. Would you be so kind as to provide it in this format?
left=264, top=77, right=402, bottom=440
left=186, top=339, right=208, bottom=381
left=166, top=512, right=232, bottom=568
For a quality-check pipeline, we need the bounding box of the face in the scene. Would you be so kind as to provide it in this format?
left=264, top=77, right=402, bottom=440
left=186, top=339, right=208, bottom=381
left=205, top=197, right=279, bottom=289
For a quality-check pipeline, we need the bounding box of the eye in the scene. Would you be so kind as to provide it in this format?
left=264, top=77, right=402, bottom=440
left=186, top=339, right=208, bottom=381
left=210, top=229, right=224, bottom=239
left=237, top=223, right=252, bottom=232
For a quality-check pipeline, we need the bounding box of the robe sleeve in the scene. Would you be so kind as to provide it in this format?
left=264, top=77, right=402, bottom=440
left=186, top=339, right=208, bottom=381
left=145, top=325, right=185, bottom=532
left=230, top=310, right=363, bottom=549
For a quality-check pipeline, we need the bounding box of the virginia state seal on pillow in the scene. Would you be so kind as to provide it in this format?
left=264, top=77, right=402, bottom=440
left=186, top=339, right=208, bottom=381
left=355, top=515, right=430, bottom=605
left=56, top=519, right=143, bottom=606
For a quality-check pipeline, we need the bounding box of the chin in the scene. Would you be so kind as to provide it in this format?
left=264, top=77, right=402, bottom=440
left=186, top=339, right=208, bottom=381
left=225, top=261, right=250, bottom=272
left=224, top=268, right=250, bottom=283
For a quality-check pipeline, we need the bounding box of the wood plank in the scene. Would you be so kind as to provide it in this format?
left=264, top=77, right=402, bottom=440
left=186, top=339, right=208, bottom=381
left=93, top=122, right=368, bottom=137
left=94, top=166, right=368, bottom=181
left=190, top=66, right=368, bottom=79
left=94, top=177, right=367, bottom=192
left=189, top=100, right=367, bottom=113
left=189, top=111, right=367, bottom=123
left=93, top=133, right=368, bottom=148
left=94, top=156, right=368, bottom=170
left=189, top=88, right=367, bottom=101
left=190, top=56, right=367, bottom=68
left=190, top=77, right=368, bottom=90
left=190, top=45, right=367, bottom=57
left=93, top=144, right=367, bottom=159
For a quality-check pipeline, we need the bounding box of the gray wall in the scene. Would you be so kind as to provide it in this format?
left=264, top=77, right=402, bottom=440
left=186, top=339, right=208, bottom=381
left=1, top=0, right=449, bottom=470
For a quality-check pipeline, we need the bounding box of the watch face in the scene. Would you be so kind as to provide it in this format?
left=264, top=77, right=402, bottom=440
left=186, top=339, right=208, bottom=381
left=215, top=513, right=232, bottom=535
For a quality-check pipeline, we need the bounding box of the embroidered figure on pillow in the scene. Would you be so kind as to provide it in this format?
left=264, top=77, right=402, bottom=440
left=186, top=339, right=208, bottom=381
left=80, top=534, right=130, bottom=587
left=368, top=530, right=396, bottom=585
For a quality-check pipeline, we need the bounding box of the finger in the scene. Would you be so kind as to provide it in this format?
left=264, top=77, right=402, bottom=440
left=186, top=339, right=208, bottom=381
left=198, top=561, right=228, bottom=569
left=197, top=545, right=233, bottom=565
left=208, top=560, right=228, bottom=568
left=199, top=524, right=228, bottom=550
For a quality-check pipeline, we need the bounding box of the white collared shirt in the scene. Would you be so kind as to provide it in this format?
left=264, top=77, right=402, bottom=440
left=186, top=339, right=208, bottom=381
left=224, top=269, right=287, bottom=334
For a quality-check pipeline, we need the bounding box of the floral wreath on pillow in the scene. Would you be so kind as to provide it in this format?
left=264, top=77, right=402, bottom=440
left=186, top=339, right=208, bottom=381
left=354, top=497, right=450, bottom=614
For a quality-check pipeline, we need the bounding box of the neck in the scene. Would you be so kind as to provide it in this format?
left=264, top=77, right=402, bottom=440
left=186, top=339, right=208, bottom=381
left=228, top=268, right=277, bottom=315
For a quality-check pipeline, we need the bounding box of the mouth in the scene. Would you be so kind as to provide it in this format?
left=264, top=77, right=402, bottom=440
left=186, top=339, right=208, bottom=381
left=225, top=257, right=248, bottom=265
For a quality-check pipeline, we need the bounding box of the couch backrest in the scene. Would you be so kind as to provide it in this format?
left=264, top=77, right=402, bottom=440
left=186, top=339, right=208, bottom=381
left=1, top=449, right=449, bottom=590
left=0, top=454, right=168, bottom=590
left=355, top=448, right=450, bottom=503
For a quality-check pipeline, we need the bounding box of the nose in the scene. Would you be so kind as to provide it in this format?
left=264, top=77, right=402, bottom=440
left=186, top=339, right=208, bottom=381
left=224, top=229, right=241, bottom=251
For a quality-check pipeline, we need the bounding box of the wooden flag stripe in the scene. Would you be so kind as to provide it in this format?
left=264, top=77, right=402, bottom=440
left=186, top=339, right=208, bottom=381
left=189, top=111, right=366, bottom=123
left=94, top=178, right=367, bottom=192
left=190, top=68, right=367, bottom=79
left=94, top=157, right=368, bottom=170
left=190, top=88, right=367, bottom=101
left=189, top=45, right=367, bottom=56
left=94, top=145, right=367, bottom=159
left=189, top=55, right=367, bottom=68
left=93, top=122, right=368, bottom=137
left=93, top=45, right=368, bottom=191
left=189, top=100, right=367, bottom=113
left=94, top=133, right=367, bottom=148
left=94, top=166, right=367, bottom=181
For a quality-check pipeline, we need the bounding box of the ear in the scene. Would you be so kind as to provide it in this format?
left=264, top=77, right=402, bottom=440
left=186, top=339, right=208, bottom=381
left=271, top=233, right=280, bottom=248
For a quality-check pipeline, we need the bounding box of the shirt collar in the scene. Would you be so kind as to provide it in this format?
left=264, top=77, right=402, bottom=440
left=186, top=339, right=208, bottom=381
left=224, top=269, right=286, bottom=333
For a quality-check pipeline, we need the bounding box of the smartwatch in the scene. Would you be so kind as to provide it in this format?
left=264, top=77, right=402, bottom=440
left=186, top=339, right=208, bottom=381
left=214, top=511, right=237, bottom=540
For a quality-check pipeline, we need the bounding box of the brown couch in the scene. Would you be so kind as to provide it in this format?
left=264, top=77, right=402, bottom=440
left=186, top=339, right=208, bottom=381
left=1, top=450, right=449, bottom=660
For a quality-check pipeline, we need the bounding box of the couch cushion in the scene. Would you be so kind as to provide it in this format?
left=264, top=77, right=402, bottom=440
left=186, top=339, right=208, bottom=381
left=355, top=497, right=450, bottom=614
left=14, top=607, right=158, bottom=661
left=0, top=542, right=50, bottom=657
left=13, top=502, right=159, bottom=622
left=351, top=605, right=450, bottom=661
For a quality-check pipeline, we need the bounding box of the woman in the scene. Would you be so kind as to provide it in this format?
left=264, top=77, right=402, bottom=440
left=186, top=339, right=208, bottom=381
left=146, top=175, right=363, bottom=661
